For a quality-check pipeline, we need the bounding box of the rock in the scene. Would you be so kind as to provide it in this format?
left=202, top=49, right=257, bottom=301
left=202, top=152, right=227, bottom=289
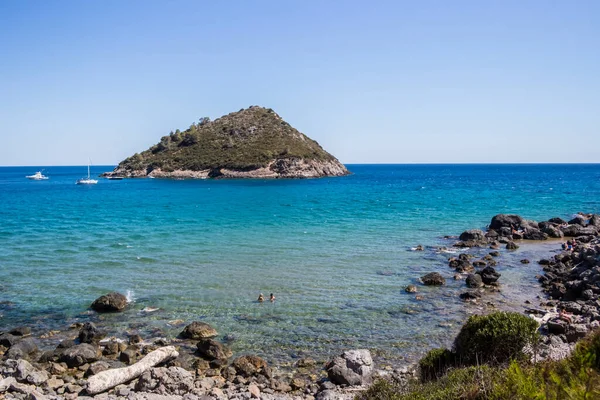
left=231, top=355, right=268, bottom=377
left=473, top=260, right=486, bottom=267
left=490, top=214, right=524, bottom=230
left=568, top=215, right=587, bottom=226
left=102, top=341, right=120, bottom=356
left=477, top=266, right=501, bottom=285
left=196, top=339, right=232, bottom=360
left=542, top=226, right=564, bottom=238
left=325, top=349, right=374, bottom=386
left=135, top=366, right=194, bottom=395
left=459, top=291, right=481, bottom=301
left=523, top=228, right=548, bottom=241
left=489, top=251, right=500, bottom=257
left=465, top=274, right=483, bottom=288
left=180, top=322, right=218, bottom=340
left=78, top=322, right=105, bottom=344
left=86, top=361, right=111, bottom=376
left=86, top=346, right=179, bottom=395
left=521, top=259, right=530, bottom=264
left=549, top=217, right=567, bottom=225
left=506, top=241, right=519, bottom=250
left=0, top=377, right=16, bottom=393
left=120, top=346, right=138, bottom=365
left=547, top=319, right=567, bottom=335
left=90, top=292, right=128, bottom=312
left=590, top=214, right=600, bottom=227
left=0, top=333, right=17, bottom=348
left=45, top=376, right=64, bottom=390
left=129, top=334, right=143, bottom=345
left=6, top=338, right=37, bottom=360
left=459, top=229, right=486, bottom=242
left=59, top=344, right=100, bottom=367
left=10, top=359, right=49, bottom=386
left=420, top=272, right=445, bottom=286
left=9, top=327, right=31, bottom=337
left=404, top=285, right=417, bottom=293
left=566, top=324, right=588, bottom=343
left=248, top=383, right=260, bottom=398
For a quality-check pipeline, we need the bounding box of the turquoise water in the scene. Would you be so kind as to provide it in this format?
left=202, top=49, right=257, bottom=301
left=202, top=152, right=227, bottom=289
left=1, top=164, right=599, bottom=366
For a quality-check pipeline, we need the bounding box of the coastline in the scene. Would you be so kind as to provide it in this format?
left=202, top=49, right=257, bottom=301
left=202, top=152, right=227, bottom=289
left=2, top=212, right=599, bottom=399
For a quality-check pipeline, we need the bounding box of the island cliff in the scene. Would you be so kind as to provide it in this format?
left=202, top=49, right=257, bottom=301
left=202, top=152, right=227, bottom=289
left=104, top=106, right=349, bottom=179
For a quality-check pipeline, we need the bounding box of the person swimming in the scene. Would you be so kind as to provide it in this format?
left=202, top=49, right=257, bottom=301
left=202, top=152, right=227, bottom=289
left=258, top=293, right=264, bottom=302
left=270, top=293, right=275, bottom=302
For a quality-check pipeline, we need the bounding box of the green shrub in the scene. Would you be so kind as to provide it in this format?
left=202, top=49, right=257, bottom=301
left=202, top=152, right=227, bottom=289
left=453, top=312, right=539, bottom=366
left=419, top=348, right=455, bottom=382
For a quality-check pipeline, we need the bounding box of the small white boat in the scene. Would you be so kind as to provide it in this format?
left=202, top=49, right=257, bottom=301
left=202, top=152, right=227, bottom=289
left=26, top=171, right=49, bottom=180
left=106, top=176, right=123, bottom=180
left=76, top=162, right=98, bottom=185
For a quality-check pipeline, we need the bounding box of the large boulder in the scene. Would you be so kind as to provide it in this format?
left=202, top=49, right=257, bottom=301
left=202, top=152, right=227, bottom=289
left=420, top=272, right=446, bottom=286
left=0, top=333, right=17, bottom=348
left=135, top=367, right=194, bottom=395
left=231, top=355, right=269, bottom=377
left=91, top=292, right=128, bottom=312
left=568, top=215, right=587, bottom=226
left=477, top=266, right=501, bottom=285
left=180, top=322, right=218, bottom=340
left=490, top=214, right=524, bottom=230
left=79, top=322, right=105, bottom=344
left=459, top=230, right=486, bottom=242
left=466, top=274, right=483, bottom=288
left=541, top=226, right=564, bottom=238
left=196, top=339, right=232, bottom=360
left=562, top=225, right=598, bottom=237
left=6, top=338, right=37, bottom=360
left=523, top=228, right=548, bottom=241
left=59, top=343, right=100, bottom=367
left=325, top=349, right=374, bottom=386
left=12, top=359, right=49, bottom=385
left=589, top=214, right=600, bottom=227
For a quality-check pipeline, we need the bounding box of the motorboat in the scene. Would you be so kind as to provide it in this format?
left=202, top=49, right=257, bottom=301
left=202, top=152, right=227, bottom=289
left=76, top=162, right=98, bottom=185
left=26, top=171, right=49, bottom=180
left=106, top=176, right=124, bottom=180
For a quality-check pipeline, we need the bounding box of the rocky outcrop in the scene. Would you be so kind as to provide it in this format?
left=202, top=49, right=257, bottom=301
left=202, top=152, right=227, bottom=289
left=91, top=292, right=128, bottom=312
left=325, top=349, right=374, bottom=386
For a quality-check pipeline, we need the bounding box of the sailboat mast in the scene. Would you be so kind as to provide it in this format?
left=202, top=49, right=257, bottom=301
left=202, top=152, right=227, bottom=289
left=87, top=163, right=90, bottom=179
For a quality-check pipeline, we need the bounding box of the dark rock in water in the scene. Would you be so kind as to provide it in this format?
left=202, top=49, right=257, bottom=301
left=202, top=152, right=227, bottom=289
left=590, top=214, right=600, bottom=227
left=9, top=327, right=31, bottom=337
left=420, top=272, right=446, bottom=286
left=466, top=274, right=484, bottom=288
left=91, top=292, right=128, bottom=312
left=6, top=338, right=37, bottom=359
left=512, top=232, right=524, bottom=240
left=538, top=259, right=551, bottom=266
left=405, top=285, right=417, bottom=293
left=487, top=259, right=498, bottom=267
left=459, top=291, right=481, bottom=301
left=568, top=215, right=587, bottom=226
left=521, top=259, right=530, bottom=264
left=0, top=332, right=17, bottom=348
left=325, top=349, right=374, bottom=386
left=473, top=260, right=486, bottom=267
left=485, top=229, right=499, bottom=238
left=562, top=225, right=598, bottom=237
left=196, top=339, right=232, bottom=360
left=180, top=321, right=218, bottom=339
left=477, top=266, right=501, bottom=285
left=542, top=226, right=564, bottom=238
left=232, top=355, right=269, bottom=377
left=78, top=322, right=105, bottom=344
left=59, top=343, right=100, bottom=367
left=489, top=251, right=500, bottom=257
left=135, top=367, right=194, bottom=395
left=459, top=229, right=486, bottom=242
left=523, top=228, right=549, bottom=241
left=506, top=241, right=519, bottom=250
left=490, top=214, right=524, bottom=230
left=129, top=334, right=143, bottom=344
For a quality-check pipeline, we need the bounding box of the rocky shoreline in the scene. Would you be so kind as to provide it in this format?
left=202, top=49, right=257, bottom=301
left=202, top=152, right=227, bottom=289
left=2, top=212, right=599, bottom=399
left=102, top=159, right=350, bottom=180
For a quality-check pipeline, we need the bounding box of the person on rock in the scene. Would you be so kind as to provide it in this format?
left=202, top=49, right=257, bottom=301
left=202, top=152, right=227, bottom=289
left=558, top=308, right=572, bottom=324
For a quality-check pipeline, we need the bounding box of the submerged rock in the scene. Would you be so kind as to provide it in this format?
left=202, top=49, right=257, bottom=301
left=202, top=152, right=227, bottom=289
left=405, top=285, right=417, bottom=293
left=180, top=321, right=218, bottom=340
left=420, top=272, right=446, bottom=286
left=506, top=241, right=519, bottom=250
left=231, top=355, right=269, bottom=377
left=477, top=266, right=501, bottom=285
left=465, top=274, right=483, bottom=288
left=196, top=339, right=232, bottom=360
left=91, top=292, right=128, bottom=312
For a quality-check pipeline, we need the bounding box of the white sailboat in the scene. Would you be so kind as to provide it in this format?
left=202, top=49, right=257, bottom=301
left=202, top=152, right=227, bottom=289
left=26, top=171, right=49, bottom=180
left=76, top=162, right=98, bottom=185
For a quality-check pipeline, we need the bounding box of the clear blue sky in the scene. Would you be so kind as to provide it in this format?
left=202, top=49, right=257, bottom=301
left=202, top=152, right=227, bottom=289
left=1, top=0, right=598, bottom=165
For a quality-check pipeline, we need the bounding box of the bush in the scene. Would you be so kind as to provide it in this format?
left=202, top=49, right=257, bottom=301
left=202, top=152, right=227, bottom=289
left=453, top=312, right=539, bottom=366
left=419, top=348, right=455, bottom=382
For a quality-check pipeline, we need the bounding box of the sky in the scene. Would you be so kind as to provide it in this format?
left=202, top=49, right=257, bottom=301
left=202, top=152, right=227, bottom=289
left=0, top=0, right=599, bottom=165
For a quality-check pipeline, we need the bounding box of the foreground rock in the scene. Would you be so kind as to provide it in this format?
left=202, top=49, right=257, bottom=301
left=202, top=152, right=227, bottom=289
left=91, top=292, right=128, bottom=312
left=325, top=349, right=374, bottom=386
left=180, top=322, right=218, bottom=340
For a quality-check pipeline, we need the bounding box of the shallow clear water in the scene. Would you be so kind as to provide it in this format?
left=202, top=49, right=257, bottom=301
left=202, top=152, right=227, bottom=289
left=1, top=164, right=599, bottom=366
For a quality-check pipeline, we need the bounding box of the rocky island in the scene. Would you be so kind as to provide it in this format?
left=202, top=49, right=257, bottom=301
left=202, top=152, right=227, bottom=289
left=103, top=106, right=349, bottom=179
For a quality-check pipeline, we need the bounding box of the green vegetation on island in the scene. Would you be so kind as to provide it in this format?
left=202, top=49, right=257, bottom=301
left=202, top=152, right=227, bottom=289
left=109, top=106, right=349, bottom=178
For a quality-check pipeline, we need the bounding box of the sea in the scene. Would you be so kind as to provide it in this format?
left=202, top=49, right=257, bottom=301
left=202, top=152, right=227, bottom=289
left=1, top=164, right=599, bottom=367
